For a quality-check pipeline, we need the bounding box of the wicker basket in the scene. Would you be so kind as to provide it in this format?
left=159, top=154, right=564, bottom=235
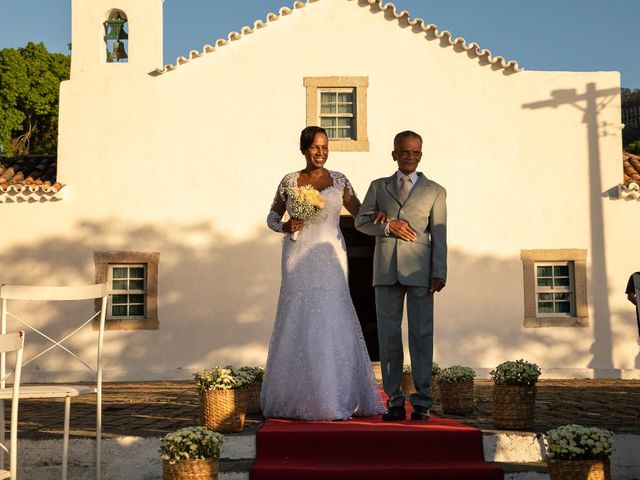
left=401, top=372, right=416, bottom=394
left=401, top=373, right=440, bottom=403
left=492, top=384, right=536, bottom=429
left=162, top=458, right=218, bottom=480
left=547, top=458, right=611, bottom=480
left=438, top=380, right=474, bottom=415
left=431, top=377, right=440, bottom=403
left=234, top=386, right=255, bottom=414
left=199, top=389, right=247, bottom=433
left=245, top=381, right=262, bottom=414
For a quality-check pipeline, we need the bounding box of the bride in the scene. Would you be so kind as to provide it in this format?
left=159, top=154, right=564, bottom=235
left=261, top=126, right=384, bottom=420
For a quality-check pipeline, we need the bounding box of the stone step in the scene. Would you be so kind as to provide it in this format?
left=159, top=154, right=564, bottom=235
left=13, top=432, right=640, bottom=479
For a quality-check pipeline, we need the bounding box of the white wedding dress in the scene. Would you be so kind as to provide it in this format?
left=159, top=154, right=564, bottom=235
left=262, top=170, right=384, bottom=420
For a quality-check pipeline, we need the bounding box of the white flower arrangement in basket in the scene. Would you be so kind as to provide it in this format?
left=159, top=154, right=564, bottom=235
left=545, top=424, right=613, bottom=461
left=437, top=365, right=476, bottom=384
left=194, top=365, right=257, bottom=434
left=436, top=365, right=475, bottom=415
left=490, top=359, right=541, bottom=386
left=238, top=366, right=265, bottom=414
left=238, top=366, right=265, bottom=383
left=194, top=366, right=254, bottom=392
left=160, top=426, right=224, bottom=463
left=402, top=362, right=441, bottom=376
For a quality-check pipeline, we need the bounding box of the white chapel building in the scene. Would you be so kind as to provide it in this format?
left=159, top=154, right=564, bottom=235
left=1, top=0, right=639, bottom=381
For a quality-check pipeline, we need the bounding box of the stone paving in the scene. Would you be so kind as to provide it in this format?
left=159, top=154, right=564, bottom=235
left=12, top=379, right=640, bottom=440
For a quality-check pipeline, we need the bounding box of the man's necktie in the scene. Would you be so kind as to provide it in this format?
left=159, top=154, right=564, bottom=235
left=400, top=174, right=411, bottom=203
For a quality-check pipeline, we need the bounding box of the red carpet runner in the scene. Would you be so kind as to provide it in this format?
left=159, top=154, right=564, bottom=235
left=250, top=404, right=503, bottom=480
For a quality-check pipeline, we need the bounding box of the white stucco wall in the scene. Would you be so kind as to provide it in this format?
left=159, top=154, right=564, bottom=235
left=1, top=0, right=638, bottom=380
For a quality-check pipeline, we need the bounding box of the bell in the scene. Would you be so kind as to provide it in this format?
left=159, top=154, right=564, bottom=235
left=111, top=41, right=128, bottom=61
left=104, top=19, right=128, bottom=41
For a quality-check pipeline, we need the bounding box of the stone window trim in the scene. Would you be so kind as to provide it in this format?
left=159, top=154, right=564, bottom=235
left=304, top=76, right=369, bottom=152
left=94, top=251, right=159, bottom=330
left=520, top=249, right=588, bottom=328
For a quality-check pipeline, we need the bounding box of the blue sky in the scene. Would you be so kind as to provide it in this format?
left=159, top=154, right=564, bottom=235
left=1, top=0, right=639, bottom=88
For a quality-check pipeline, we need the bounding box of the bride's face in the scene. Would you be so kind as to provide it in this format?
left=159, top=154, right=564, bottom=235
left=304, top=132, right=329, bottom=169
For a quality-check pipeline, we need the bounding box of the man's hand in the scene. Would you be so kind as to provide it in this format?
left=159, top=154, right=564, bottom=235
left=429, top=278, right=446, bottom=295
left=370, top=211, right=389, bottom=224
left=388, top=220, right=417, bottom=242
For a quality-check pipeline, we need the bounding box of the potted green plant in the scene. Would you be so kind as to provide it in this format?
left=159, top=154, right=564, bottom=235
left=161, top=426, right=224, bottom=480
left=401, top=363, right=441, bottom=402
left=238, top=366, right=264, bottom=414
left=490, top=359, right=541, bottom=429
left=194, top=366, right=254, bottom=433
left=545, top=424, right=613, bottom=480
left=437, top=365, right=475, bottom=415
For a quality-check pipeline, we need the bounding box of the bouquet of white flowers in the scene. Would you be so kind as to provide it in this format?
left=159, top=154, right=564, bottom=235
left=160, top=426, right=224, bottom=462
left=286, top=185, right=326, bottom=240
left=545, top=424, right=613, bottom=460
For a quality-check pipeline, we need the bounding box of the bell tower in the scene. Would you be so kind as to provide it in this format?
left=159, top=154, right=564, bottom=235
left=70, top=0, right=164, bottom=78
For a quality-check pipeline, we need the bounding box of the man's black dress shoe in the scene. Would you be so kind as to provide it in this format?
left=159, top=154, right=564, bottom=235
left=411, top=405, right=431, bottom=420
left=382, top=405, right=406, bottom=421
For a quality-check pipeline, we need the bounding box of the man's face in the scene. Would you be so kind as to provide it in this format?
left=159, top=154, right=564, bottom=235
left=392, top=136, right=423, bottom=175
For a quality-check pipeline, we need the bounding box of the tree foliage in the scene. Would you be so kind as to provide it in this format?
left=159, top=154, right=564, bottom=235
left=626, top=140, right=640, bottom=155
left=0, top=42, right=70, bottom=157
left=621, top=88, right=640, bottom=150
left=621, top=88, right=640, bottom=107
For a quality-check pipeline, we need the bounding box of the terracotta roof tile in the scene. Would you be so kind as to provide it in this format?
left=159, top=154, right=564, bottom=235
left=623, top=151, right=640, bottom=184
left=157, top=0, right=521, bottom=74
left=0, top=155, right=65, bottom=203
left=620, top=151, right=640, bottom=201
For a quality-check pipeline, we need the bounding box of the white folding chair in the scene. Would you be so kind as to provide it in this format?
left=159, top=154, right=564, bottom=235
left=0, top=284, right=108, bottom=480
left=0, top=331, right=25, bottom=480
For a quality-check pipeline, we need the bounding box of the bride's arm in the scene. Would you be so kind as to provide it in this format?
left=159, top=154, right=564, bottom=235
left=267, top=180, right=301, bottom=233
left=342, top=179, right=362, bottom=218
left=343, top=176, right=387, bottom=223
left=267, top=192, right=287, bottom=233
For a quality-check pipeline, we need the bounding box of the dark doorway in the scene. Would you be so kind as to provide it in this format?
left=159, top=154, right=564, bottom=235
left=340, top=216, right=379, bottom=361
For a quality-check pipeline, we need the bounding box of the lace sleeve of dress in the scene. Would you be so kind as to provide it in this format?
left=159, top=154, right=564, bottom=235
left=335, top=172, right=361, bottom=216
left=266, top=176, right=289, bottom=233
left=343, top=174, right=357, bottom=199
left=267, top=209, right=285, bottom=233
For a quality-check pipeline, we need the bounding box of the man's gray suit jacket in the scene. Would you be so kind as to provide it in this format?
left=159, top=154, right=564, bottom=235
left=355, top=172, right=447, bottom=286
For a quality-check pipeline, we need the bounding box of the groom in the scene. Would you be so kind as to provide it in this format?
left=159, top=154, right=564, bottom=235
left=356, top=130, right=447, bottom=421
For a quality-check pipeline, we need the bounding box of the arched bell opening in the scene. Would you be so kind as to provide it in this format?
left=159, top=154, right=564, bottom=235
left=103, top=9, right=129, bottom=63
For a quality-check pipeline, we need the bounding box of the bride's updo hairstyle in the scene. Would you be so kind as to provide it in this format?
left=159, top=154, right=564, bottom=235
left=300, top=126, right=328, bottom=154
